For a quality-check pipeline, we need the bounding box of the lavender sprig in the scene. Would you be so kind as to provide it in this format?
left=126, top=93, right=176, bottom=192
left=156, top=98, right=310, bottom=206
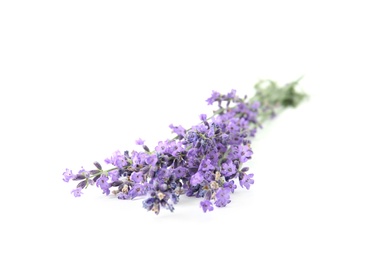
left=63, top=79, right=306, bottom=214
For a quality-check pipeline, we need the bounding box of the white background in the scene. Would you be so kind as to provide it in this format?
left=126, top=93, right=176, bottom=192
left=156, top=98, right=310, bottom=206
left=1, top=1, right=373, bottom=259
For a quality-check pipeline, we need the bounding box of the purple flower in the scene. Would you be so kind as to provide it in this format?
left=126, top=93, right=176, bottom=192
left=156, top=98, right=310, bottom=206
left=206, top=151, right=219, bottom=165
left=173, top=166, right=188, bottom=178
left=190, top=172, right=204, bottom=186
left=128, top=184, right=146, bottom=199
left=96, top=175, right=110, bottom=195
left=145, top=154, right=158, bottom=166
left=71, top=187, right=83, bottom=197
left=169, top=124, right=186, bottom=136
left=168, top=140, right=183, bottom=156
left=223, top=180, right=237, bottom=193
left=63, top=80, right=306, bottom=214
left=108, top=170, right=119, bottom=182
left=131, top=151, right=145, bottom=167
left=63, top=168, right=75, bottom=182
left=240, top=173, right=254, bottom=189
left=199, top=159, right=215, bottom=172
left=193, top=124, right=208, bottom=134
left=251, top=101, right=261, bottom=110
left=96, top=175, right=109, bottom=188
left=131, top=172, right=144, bottom=183
left=227, top=121, right=240, bottom=134
left=105, top=150, right=127, bottom=168
left=155, top=141, right=169, bottom=154
left=102, top=188, right=110, bottom=196
left=135, top=138, right=145, bottom=145
left=221, top=161, right=237, bottom=177
left=238, top=145, right=253, bottom=163
left=118, top=192, right=130, bottom=200
left=207, top=125, right=215, bottom=138
left=214, top=188, right=231, bottom=207
left=200, top=200, right=214, bottom=213
left=226, top=89, right=236, bottom=99
left=199, top=114, right=207, bottom=122
left=156, top=168, right=172, bottom=181
left=216, top=142, right=227, bottom=154
left=206, top=90, right=220, bottom=105
left=78, top=167, right=86, bottom=175
left=186, top=148, right=198, bottom=160
left=186, top=132, right=199, bottom=144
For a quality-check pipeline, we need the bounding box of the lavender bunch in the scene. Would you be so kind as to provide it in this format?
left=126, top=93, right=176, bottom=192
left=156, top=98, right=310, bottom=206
left=63, top=79, right=306, bottom=214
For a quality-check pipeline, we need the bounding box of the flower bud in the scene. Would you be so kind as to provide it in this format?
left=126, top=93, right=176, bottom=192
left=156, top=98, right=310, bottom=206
left=90, top=170, right=101, bottom=175
left=143, top=145, right=150, bottom=152
left=241, top=167, right=249, bottom=172
left=76, top=180, right=86, bottom=189
left=93, top=175, right=101, bottom=182
left=111, top=181, right=123, bottom=187
left=73, top=174, right=85, bottom=181
left=204, top=190, right=212, bottom=200
left=93, top=161, right=102, bottom=170
left=159, top=183, right=168, bottom=192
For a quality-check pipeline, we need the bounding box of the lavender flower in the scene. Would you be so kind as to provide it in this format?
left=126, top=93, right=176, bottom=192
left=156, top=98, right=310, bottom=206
left=206, top=90, right=220, bottom=105
left=173, top=166, right=188, bottom=178
left=104, top=150, right=127, bottom=168
left=108, top=170, right=119, bottom=182
left=223, top=180, right=237, bottom=193
left=190, top=172, right=204, bottom=186
left=214, top=188, right=231, bottom=207
left=199, top=114, right=207, bottom=122
left=63, top=78, right=306, bottom=214
left=145, top=154, right=158, bottom=166
left=71, top=187, right=83, bottom=197
left=130, top=172, right=143, bottom=183
left=96, top=175, right=110, bottom=195
left=128, top=184, right=146, bottom=199
left=240, top=173, right=254, bottom=190
left=238, top=145, right=253, bottom=163
left=169, top=124, right=186, bottom=137
left=135, top=138, right=145, bottom=145
left=199, top=159, right=215, bottom=172
left=155, top=141, right=169, bottom=154
left=221, top=161, right=237, bottom=177
left=63, top=169, right=75, bottom=182
left=226, top=89, right=237, bottom=99
left=117, top=192, right=129, bottom=200
left=200, top=200, right=214, bottom=212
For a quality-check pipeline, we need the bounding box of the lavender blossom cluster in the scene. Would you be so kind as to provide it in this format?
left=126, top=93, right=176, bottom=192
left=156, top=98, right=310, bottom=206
left=63, top=80, right=306, bottom=214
